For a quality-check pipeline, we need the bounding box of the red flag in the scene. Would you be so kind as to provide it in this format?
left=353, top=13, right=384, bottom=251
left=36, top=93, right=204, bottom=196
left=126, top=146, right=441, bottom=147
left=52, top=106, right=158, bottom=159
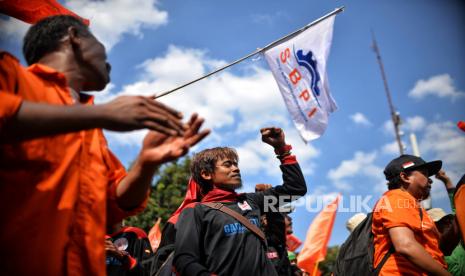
left=148, top=217, right=162, bottom=252
left=0, top=0, right=89, bottom=25
left=297, top=195, right=340, bottom=275
left=286, top=234, right=302, bottom=252
left=458, top=121, right=465, bottom=132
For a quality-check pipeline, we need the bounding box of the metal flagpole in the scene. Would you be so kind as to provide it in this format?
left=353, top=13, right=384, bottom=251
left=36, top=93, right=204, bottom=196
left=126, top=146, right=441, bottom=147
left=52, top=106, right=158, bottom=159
left=371, top=31, right=404, bottom=155
left=154, top=6, right=345, bottom=99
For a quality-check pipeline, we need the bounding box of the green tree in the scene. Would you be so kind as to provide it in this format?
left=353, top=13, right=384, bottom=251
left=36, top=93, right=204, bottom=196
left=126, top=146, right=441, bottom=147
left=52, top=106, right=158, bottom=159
left=124, top=156, right=192, bottom=233
left=319, top=245, right=340, bottom=276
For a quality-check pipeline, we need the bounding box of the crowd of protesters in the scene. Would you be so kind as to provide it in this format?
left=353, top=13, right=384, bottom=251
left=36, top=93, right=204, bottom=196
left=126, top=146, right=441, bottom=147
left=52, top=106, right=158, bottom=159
left=1, top=7, right=464, bottom=276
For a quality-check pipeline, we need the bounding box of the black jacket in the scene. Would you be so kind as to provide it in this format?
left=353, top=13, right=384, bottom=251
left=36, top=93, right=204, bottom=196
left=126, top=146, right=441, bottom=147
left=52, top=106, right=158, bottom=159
left=173, top=162, right=306, bottom=276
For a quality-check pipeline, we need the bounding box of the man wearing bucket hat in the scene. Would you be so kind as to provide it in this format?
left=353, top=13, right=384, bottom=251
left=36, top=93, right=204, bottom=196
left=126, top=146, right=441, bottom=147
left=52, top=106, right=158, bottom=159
left=372, top=154, right=450, bottom=275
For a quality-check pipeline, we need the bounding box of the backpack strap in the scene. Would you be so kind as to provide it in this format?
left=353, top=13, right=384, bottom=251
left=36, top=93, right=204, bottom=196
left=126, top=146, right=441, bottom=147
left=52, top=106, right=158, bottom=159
left=154, top=251, right=175, bottom=276
left=202, top=202, right=266, bottom=243
left=373, top=246, right=394, bottom=275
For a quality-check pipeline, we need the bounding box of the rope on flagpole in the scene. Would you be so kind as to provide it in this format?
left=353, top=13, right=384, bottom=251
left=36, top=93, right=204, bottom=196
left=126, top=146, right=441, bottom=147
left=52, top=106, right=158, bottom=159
left=154, top=6, right=345, bottom=99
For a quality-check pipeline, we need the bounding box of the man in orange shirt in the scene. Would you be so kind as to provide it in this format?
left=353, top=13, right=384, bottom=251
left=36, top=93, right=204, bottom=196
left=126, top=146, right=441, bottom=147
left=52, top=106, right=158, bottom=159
left=372, top=155, right=450, bottom=276
left=0, top=15, right=210, bottom=276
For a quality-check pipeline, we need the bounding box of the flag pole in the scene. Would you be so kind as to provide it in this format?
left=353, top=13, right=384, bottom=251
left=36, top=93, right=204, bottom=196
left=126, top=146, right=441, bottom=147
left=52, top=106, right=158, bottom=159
left=154, top=6, right=345, bottom=99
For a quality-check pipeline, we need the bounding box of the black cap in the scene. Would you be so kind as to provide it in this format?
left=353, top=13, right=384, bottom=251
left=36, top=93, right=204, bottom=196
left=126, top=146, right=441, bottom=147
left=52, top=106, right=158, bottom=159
left=384, top=154, right=442, bottom=181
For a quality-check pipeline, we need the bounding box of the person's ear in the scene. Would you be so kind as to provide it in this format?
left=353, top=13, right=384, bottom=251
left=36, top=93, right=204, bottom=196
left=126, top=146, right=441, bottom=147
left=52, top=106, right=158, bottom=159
left=200, top=170, right=212, bottom=181
left=399, top=172, right=411, bottom=185
left=67, top=26, right=82, bottom=51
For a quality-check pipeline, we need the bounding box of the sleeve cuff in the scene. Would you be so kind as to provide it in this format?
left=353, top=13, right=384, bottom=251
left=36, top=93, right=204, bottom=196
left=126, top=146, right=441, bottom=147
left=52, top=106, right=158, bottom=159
left=275, top=144, right=297, bottom=165
left=280, top=154, right=297, bottom=165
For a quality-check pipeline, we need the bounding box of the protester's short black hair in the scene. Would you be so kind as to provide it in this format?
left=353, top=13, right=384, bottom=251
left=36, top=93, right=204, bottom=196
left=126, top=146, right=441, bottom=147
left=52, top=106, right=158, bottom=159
left=387, top=176, right=402, bottom=190
left=23, top=15, right=91, bottom=65
left=190, top=147, right=238, bottom=193
left=386, top=170, right=415, bottom=190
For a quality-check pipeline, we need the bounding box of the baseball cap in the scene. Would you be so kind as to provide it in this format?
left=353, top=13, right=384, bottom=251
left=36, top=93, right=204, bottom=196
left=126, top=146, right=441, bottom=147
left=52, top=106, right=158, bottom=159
left=384, top=154, right=442, bottom=181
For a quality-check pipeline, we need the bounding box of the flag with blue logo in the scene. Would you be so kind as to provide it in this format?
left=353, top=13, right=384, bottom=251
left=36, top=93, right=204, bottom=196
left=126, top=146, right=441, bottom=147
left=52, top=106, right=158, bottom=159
left=264, top=15, right=337, bottom=142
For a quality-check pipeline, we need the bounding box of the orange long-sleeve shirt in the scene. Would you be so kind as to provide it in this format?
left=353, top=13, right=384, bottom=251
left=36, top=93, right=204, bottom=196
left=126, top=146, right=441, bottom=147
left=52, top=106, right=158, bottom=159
left=0, top=52, right=146, bottom=275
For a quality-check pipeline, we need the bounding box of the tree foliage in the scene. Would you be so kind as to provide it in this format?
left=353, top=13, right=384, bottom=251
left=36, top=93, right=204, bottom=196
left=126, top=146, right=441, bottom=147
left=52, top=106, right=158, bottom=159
left=124, top=156, right=192, bottom=233
left=319, top=245, right=340, bottom=276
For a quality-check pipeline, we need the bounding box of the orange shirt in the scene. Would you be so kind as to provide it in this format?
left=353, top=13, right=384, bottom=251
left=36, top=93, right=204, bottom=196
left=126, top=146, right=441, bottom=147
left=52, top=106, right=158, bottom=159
left=455, top=185, right=465, bottom=242
left=0, top=52, right=146, bottom=276
left=372, top=189, right=446, bottom=276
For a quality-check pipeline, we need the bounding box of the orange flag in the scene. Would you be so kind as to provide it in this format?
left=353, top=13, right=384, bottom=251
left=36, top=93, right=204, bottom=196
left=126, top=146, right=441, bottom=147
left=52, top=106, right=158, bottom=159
left=297, top=194, right=340, bottom=275
left=148, top=217, right=162, bottom=252
left=0, top=0, right=89, bottom=25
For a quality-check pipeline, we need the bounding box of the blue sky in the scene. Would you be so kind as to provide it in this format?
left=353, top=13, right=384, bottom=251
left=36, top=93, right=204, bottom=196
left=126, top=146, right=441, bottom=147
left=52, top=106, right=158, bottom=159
left=1, top=0, right=464, bottom=248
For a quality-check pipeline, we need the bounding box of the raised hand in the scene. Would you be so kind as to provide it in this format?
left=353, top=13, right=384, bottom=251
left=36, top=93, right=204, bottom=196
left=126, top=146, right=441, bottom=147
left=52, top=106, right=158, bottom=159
left=140, top=113, right=210, bottom=166
left=435, top=170, right=454, bottom=189
left=260, top=127, right=286, bottom=149
left=98, top=95, right=185, bottom=135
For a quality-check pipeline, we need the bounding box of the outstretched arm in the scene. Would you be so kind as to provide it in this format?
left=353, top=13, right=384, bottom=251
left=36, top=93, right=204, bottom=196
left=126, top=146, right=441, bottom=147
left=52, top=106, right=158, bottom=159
left=0, top=94, right=186, bottom=142
left=115, top=113, right=210, bottom=210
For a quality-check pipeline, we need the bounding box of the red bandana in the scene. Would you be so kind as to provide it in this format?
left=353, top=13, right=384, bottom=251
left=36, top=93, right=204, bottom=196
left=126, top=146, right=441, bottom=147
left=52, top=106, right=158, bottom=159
left=167, top=178, right=239, bottom=224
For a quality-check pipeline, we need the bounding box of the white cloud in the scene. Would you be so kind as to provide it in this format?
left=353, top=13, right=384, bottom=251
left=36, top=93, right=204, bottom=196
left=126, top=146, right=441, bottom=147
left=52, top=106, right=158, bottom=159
left=0, top=0, right=168, bottom=51
left=0, top=17, right=29, bottom=40
left=381, top=141, right=399, bottom=156
left=409, top=74, right=465, bottom=100
left=104, top=129, right=148, bottom=147
left=382, top=120, right=394, bottom=135
left=102, top=45, right=291, bottom=147
left=404, top=116, right=426, bottom=132
left=382, top=116, right=426, bottom=137
left=350, top=112, right=371, bottom=126
left=419, top=122, right=465, bottom=175
left=327, top=151, right=385, bottom=191
left=66, top=0, right=168, bottom=50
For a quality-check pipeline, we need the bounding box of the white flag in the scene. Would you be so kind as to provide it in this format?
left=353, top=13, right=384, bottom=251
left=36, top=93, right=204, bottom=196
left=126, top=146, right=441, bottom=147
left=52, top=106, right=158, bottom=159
left=264, top=15, right=337, bottom=142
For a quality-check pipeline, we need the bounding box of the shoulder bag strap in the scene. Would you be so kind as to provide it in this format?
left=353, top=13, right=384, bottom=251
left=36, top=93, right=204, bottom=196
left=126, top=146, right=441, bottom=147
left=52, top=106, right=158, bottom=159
left=202, top=202, right=266, bottom=243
